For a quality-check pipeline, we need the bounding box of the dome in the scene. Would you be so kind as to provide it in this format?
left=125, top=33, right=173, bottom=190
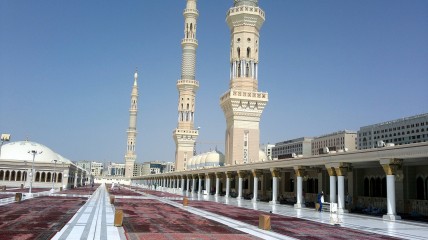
left=199, top=153, right=208, bottom=168
left=259, top=149, right=268, bottom=162
left=194, top=154, right=202, bottom=169
left=187, top=156, right=194, bottom=169
left=205, top=150, right=225, bottom=167
left=0, top=141, right=72, bottom=164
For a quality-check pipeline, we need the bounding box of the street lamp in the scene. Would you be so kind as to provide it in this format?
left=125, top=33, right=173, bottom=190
left=28, top=150, right=42, bottom=195
left=0, top=134, right=11, bottom=158
left=50, top=159, right=60, bottom=193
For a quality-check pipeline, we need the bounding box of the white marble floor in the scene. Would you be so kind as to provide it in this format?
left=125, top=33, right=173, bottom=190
left=155, top=187, right=428, bottom=240
left=41, top=185, right=428, bottom=240
left=52, top=184, right=125, bottom=240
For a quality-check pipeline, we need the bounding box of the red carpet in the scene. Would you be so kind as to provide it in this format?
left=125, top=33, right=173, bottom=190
left=184, top=200, right=400, bottom=240
left=0, top=196, right=87, bottom=240
left=115, top=199, right=261, bottom=240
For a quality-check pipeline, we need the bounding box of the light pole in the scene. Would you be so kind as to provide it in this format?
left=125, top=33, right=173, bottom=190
left=28, top=150, right=42, bottom=195
left=0, top=134, right=11, bottom=158
left=50, top=159, right=59, bottom=193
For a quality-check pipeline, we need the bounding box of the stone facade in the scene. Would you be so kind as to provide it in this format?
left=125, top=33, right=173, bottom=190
left=173, top=0, right=200, bottom=171
left=220, top=0, right=268, bottom=166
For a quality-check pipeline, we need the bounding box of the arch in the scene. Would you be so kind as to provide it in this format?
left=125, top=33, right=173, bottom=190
left=237, top=47, right=240, bottom=59
left=425, top=177, right=428, bottom=200
left=364, top=178, right=369, bottom=196
left=187, top=103, right=189, bottom=110
left=23, top=171, right=27, bottom=181
left=17, top=171, right=21, bottom=181
left=11, top=171, right=16, bottom=181
left=307, top=178, right=314, bottom=193
left=244, top=179, right=249, bottom=189
left=41, top=172, right=46, bottom=182
left=315, top=178, right=319, bottom=193
left=35, top=172, right=40, bottom=182
left=416, top=176, right=424, bottom=200
left=247, top=47, right=251, bottom=58
left=290, top=178, right=294, bottom=192
left=47, top=172, right=51, bottom=182
left=0, top=170, right=3, bottom=180
left=381, top=177, right=387, bottom=198
left=5, top=171, right=10, bottom=181
left=375, top=177, right=381, bottom=197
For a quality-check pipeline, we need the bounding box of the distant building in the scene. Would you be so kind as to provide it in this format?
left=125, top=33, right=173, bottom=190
left=358, top=113, right=428, bottom=150
left=76, top=160, right=91, bottom=173
left=107, top=163, right=125, bottom=176
left=260, top=144, right=275, bottom=160
left=311, top=130, right=357, bottom=156
left=139, top=161, right=176, bottom=176
left=91, top=162, right=103, bottom=176
left=272, top=137, right=313, bottom=160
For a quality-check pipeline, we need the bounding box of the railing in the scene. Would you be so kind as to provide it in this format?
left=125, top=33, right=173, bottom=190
left=177, top=79, right=199, bottom=86
left=181, top=38, right=198, bottom=45
left=221, top=89, right=268, bottom=101
left=227, top=6, right=265, bottom=19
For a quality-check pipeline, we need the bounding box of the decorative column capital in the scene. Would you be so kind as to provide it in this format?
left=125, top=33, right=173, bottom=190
left=188, top=174, right=193, bottom=179
left=270, top=168, right=280, bottom=177
left=293, top=166, right=305, bottom=177
left=251, top=169, right=263, bottom=178
left=334, top=167, right=347, bottom=176
left=380, top=159, right=403, bottom=175
left=215, top=172, right=224, bottom=178
left=192, top=174, right=199, bottom=179
left=198, top=173, right=205, bottom=178
left=226, top=171, right=234, bottom=178
left=237, top=170, right=248, bottom=178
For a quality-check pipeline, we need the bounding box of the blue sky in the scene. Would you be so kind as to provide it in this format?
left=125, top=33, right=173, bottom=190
left=1, top=0, right=427, bottom=164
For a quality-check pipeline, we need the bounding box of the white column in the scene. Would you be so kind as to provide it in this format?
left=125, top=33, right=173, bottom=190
left=253, top=175, right=258, bottom=202
left=192, top=177, right=196, bottom=193
left=198, top=177, right=202, bottom=194
left=330, top=175, right=337, bottom=203
left=272, top=176, right=278, bottom=205
left=225, top=176, right=230, bottom=198
left=255, top=63, right=258, bottom=79
left=163, top=178, right=166, bottom=190
left=206, top=175, right=211, bottom=195
left=215, top=176, right=220, bottom=196
left=186, top=177, right=190, bottom=192
left=383, top=175, right=401, bottom=220
left=238, top=176, right=243, bottom=199
left=294, top=176, right=303, bottom=208
left=181, top=178, right=185, bottom=192
left=338, top=175, right=345, bottom=213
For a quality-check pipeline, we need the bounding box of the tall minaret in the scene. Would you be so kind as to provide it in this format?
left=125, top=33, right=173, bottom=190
left=220, top=0, right=268, bottom=165
left=173, top=0, right=200, bottom=171
left=125, top=70, right=139, bottom=178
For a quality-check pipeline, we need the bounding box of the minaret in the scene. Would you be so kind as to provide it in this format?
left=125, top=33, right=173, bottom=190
left=220, top=0, right=268, bottom=165
left=173, top=0, right=200, bottom=171
left=125, top=70, right=139, bottom=178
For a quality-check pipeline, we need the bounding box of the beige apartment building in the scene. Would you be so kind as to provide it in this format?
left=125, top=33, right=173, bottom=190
left=311, top=130, right=357, bottom=156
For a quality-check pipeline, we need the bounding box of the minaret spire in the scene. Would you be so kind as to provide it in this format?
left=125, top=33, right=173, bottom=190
left=220, top=0, right=268, bottom=165
left=125, top=70, right=139, bottom=178
left=173, top=0, right=200, bottom=171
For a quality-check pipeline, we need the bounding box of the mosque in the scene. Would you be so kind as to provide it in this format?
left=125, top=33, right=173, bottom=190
left=1, top=0, right=427, bottom=221
left=133, top=0, right=428, bottom=221
left=0, top=140, right=89, bottom=190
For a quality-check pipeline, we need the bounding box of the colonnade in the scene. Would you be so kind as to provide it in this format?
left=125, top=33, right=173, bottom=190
left=136, top=158, right=404, bottom=220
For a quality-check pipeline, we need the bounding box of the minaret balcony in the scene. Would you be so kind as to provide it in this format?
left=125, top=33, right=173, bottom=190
left=183, top=8, right=199, bottom=17
left=220, top=89, right=268, bottom=102
left=177, top=79, right=199, bottom=87
left=181, top=38, right=198, bottom=46
left=226, top=6, right=265, bottom=19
